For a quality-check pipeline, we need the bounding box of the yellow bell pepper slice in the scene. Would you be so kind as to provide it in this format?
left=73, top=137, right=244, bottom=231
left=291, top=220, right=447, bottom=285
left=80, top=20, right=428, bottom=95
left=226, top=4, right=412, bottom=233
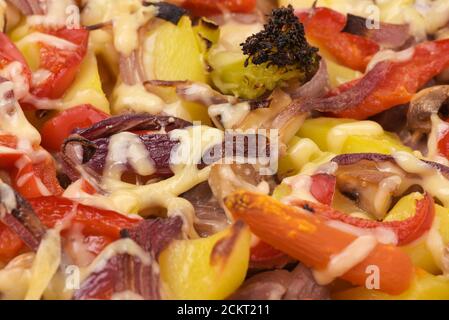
left=326, top=58, right=363, bottom=88
left=10, top=21, right=39, bottom=70
left=148, top=16, right=211, bottom=124
left=279, top=136, right=322, bottom=177
left=159, top=221, right=251, bottom=300
left=297, top=117, right=411, bottom=154
left=62, top=51, right=110, bottom=113
left=341, top=133, right=412, bottom=154
left=384, top=192, right=449, bottom=275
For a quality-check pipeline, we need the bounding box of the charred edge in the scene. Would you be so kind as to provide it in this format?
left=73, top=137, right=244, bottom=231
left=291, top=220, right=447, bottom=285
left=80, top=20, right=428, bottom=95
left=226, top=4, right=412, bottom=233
left=85, top=21, right=112, bottom=31
left=56, top=172, right=72, bottom=190
left=74, top=114, right=192, bottom=139
left=248, top=98, right=271, bottom=111
left=35, top=109, right=50, bottom=119
left=342, top=14, right=371, bottom=37
left=11, top=195, right=44, bottom=232
left=198, top=34, right=213, bottom=49
left=198, top=18, right=219, bottom=30
left=143, top=1, right=187, bottom=25
left=144, top=79, right=188, bottom=88
left=62, top=136, right=98, bottom=164
left=302, top=204, right=315, bottom=213
left=120, top=229, right=131, bottom=239
left=5, top=192, right=46, bottom=250
left=210, top=220, right=246, bottom=267
left=224, top=191, right=252, bottom=213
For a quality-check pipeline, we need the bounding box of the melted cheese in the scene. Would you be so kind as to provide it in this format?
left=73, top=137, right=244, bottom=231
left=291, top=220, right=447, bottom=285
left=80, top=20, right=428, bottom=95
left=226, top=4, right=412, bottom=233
left=427, top=114, right=449, bottom=163
left=373, top=175, right=402, bottom=218
left=84, top=238, right=152, bottom=276
left=366, top=47, right=415, bottom=72
left=65, top=126, right=223, bottom=238
left=104, top=132, right=155, bottom=180
left=313, top=235, right=378, bottom=285
left=25, top=229, right=62, bottom=300
left=82, top=0, right=156, bottom=56
left=394, top=151, right=449, bottom=207
left=16, top=32, right=78, bottom=50
left=112, top=82, right=165, bottom=115
left=31, top=69, right=52, bottom=87
left=0, top=61, right=30, bottom=100
left=0, top=80, right=41, bottom=144
left=214, top=20, right=263, bottom=53
left=327, top=220, right=398, bottom=245
left=28, top=0, right=78, bottom=28
left=281, top=174, right=318, bottom=204
left=208, top=102, right=251, bottom=129
left=63, top=179, right=137, bottom=214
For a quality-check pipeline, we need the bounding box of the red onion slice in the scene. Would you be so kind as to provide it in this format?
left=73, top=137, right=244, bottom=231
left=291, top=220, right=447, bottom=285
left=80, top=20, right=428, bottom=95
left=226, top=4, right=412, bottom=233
left=343, top=14, right=412, bottom=50
left=0, top=183, right=45, bottom=251
left=73, top=217, right=183, bottom=300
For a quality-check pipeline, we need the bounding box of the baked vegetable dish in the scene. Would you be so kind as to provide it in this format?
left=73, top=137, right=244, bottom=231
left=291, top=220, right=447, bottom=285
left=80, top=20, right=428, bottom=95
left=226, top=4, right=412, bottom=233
left=0, top=0, right=449, bottom=300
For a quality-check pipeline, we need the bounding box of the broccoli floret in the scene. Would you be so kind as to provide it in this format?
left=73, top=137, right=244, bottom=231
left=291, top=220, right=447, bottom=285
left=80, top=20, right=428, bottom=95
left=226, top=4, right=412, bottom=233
left=208, top=5, right=319, bottom=100
left=242, top=5, right=319, bottom=75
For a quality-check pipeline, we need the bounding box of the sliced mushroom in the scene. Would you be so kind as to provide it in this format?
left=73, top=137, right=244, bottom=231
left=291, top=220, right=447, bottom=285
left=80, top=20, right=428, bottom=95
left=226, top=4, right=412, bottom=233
left=208, top=164, right=277, bottom=218
left=335, top=160, right=405, bottom=219
left=407, top=85, right=449, bottom=133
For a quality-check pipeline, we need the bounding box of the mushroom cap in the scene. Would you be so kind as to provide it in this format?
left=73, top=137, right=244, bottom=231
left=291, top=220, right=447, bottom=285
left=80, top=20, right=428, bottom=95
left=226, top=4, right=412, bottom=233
left=407, top=85, right=449, bottom=133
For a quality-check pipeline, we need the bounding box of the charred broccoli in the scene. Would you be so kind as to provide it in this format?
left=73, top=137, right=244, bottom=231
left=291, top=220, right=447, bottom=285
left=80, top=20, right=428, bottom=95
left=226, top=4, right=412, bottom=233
left=208, top=5, right=319, bottom=99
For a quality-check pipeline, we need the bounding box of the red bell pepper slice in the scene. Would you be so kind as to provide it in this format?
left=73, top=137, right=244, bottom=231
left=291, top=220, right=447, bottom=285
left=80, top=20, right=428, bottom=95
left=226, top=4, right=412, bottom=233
left=41, top=104, right=109, bottom=151
left=0, top=32, right=32, bottom=97
left=250, top=239, right=291, bottom=268
left=180, top=0, right=257, bottom=16
left=10, top=153, right=63, bottom=198
left=310, top=173, right=336, bottom=205
left=0, top=222, right=24, bottom=262
left=30, top=27, right=89, bottom=100
left=0, top=134, right=62, bottom=198
left=28, top=196, right=140, bottom=239
left=331, top=38, right=449, bottom=119
left=293, top=193, right=435, bottom=246
left=296, top=7, right=380, bottom=72
left=0, top=196, right=140, bottom=263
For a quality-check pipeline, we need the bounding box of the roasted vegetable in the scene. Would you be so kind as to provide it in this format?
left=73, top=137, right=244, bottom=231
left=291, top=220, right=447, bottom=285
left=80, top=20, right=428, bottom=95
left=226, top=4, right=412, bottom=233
left=297, top=118, right=411, bottom=154
left=146, top=15, right=214, bottom=123
left=159, top=221, right=251, bottom=299
left=225, top=191, right=414, bottom=295
left=208, top=5, right=319, bottom=99
left=385, top=193, right=449, bottom=275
